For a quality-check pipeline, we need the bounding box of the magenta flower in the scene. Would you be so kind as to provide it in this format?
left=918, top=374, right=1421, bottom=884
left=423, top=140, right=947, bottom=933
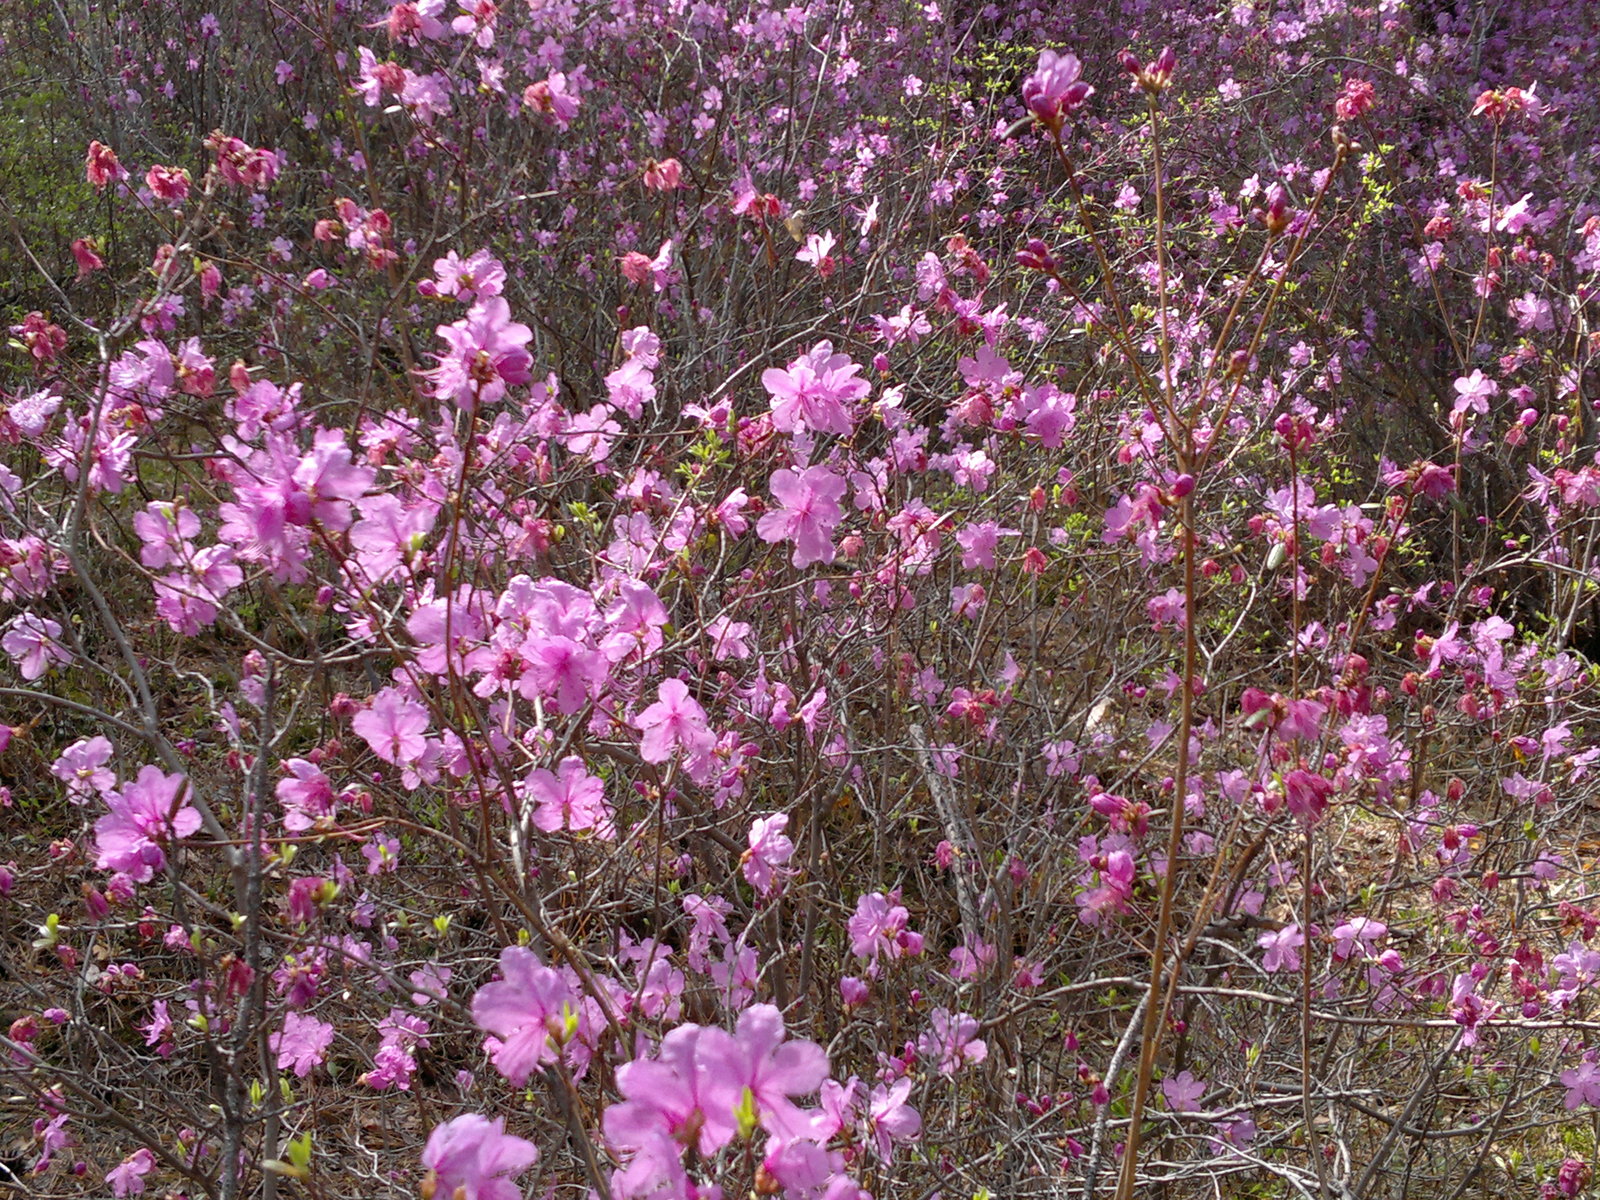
left=523, top=72, right=580, bottom=129
left=1282, top=768, right=1334, bottom=824
left=271, top=1012, right=335, bottom=1077
left=425, top=297, right=533, bottom=410
left=1449, top=972, right=1499, bottom=1046
left=1021, top=50, right=1093, bottom=130
left=470, top=946, right=574, bottom=1084
left=421, top=1115, right=538, bottom=1200
left=352, top=688, right=431, bottom=765
left=1331, top=917, right=1388, bottom=961
left=93, top=766, right=200, bottom=883
left=520, top=634, right=607, bottom=713
left=1563, top=1062, right=1600, bottom=1110
left=757, top=466, right=847, bottom=568
left=1451, top=369, right=1498, bottom=419
left=275, top=758, right=337, bottom=831
left=633, top=678, right=715, bottom=765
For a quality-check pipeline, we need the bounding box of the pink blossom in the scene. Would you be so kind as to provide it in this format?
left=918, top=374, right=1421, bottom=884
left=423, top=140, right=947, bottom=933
left=757, top=466, right=847, bottom=568
left=1257, top=923, right=1304, bottom=973
left=351, top=688, right=431, bottom=765
left=848, top=891, right=911, bottom=963
left=105, top=1148, right=156, bottom=1197
left=469, top=946, right=574, bottom=1084
left=425, top=297, right=534, bottom=410
left=526, top=756, right=614, bottom=838
left=421, top=1115, right=538, bottom=1200
left=85, top=140, right=127, bottom=190
left=1451, top=369, right=1498, bottom=418
left=742, top=813, right=795, bottom=896
left=633, top=678, right=715, bottom=765
left=51, top=736, right=115, bottom=801
left=1161, top=1070, right=1207, bottom=1112
left=762, top=342, right=871, bottom=437
left=642, top=157, right=682, bottom=191
left=918, top=1009, right=987, bottom=1075
left=428, top=248, right=505, bottom=302
left=714, top=1004, right=831, bottom=1140
left=523, top=72, right=579, bottom=129
left=1283, top=768, right=1334, bottom=824
left=93, top=766, right=200, bottom=883
left=3, top=613, right=70, bottom=680
left=144, top=165, right=191, bottom=204
left=1562, top=1062, right=1600, bottom=1109
left=1334, top=78, right=1376, bottom=121
left=864, top=1077, right=921, bottom=1161
left=1021, top=50, right=1093, bottom=130
left=271, top=1012, right=335, bottom=1077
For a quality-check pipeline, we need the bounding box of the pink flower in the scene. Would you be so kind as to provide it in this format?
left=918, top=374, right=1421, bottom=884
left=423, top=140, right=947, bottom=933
left=421, top=1115, right=538, bottom=1200
left=918, top=1009, right=987, bottom=1075
left=425, top=297, right=534, bottom=410
left=352, top=688, right=430, bottom=765
left=1331, top=917, right=1388, bottom=961
left=712, top=1004, right=831, bottom=1140
left=762, top=341, right=871, bottom=437
left=105, top=1148, right=156, bottom=1197
left=85, top=140, right=127, bottom=190
left=469, top=946, right=574, bottom=1084
left=757, top=466, right=847, bottom=568
left=93, top=766, right=200, bottom=883
left=618, top=238, right=675, bottom=291
left=1451, top=369, right=1498, bottom=418
left=865, top=1078, right=921, bottom=1162
left=70, top=237, right=104, bottom=279
left=742, top=813, right=795, bottom=896
left=428, top=248, right=505, bottom=302
left=796, top=229, right=838, bottom=277
left=206, top=132, right=279, bottom=189
left=633, top=678, right=715, bottom=765
left=643, top=157, right=682, bottom=191
left=1257, top=923, right=1304, bottom=973
left=1283, top=768, right=1334, bottom=824
left=144, top=165, right=191, bottom=204
left=1334, top=78, right=1376, bottom=121
left=848, top=891, right=910, bottom=963
left=1021, top=50, right=1093, bottom=130
left=523, top=73, right=579, bottom=129
left=3, top=613, right=71, bottom=680
left=527, top=757, right=615, bottom=839
left=1563, top=1062, right=1600, bottom=1110
left=956, top=521, right=1017, bottom=570
left=51, top=736, right=116, bottom=801
left=1161, top=1070, right=1207, bottom=1112
left=271, top=1012, right=335, bottom=1077
left=1450, top=972, right=1499, bottom=1046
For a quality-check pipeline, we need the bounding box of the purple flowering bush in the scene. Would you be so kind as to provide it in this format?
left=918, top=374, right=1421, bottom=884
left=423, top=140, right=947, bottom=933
left=3, top=1, right=1600, bottom=1198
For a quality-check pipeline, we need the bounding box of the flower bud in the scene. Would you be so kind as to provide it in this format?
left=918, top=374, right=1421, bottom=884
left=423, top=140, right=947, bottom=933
left=1015, top=238, right=1057, bottom=273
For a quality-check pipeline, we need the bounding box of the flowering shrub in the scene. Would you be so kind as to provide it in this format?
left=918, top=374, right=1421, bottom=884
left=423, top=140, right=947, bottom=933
left=3, top=1, right=1600, bottom=1199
